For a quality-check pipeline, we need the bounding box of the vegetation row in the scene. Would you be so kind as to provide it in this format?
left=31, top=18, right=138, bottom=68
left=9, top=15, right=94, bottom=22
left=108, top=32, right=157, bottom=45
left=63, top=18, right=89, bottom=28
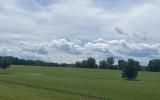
left=0, top=56, right=160, bottom=80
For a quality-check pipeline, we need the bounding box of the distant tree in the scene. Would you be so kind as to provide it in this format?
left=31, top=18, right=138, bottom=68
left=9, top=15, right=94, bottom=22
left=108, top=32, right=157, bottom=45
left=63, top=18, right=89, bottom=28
left=75, top=61, right=82, bottom=68
left=99, top=57, right=117, bottom=69
left=0, top=59, right=10, bottom=69
left=60, top=63, right=67, bottom=67
left=118, top=59, right=126, bottom=70
left=80, top=60, right=87, bottom=68
left=140, top=65, right=147, bottom=71
left=34, top=60, right=45, bottom=66
left=86, top=57, right=97, bottom=68
left=75, top=57, right=98, bottom=68
left=107, top=57, right=114, bottom=66
left=99, top=60, right=107, bottom=69
left=106, top=57, right=115, bottom=69
left=133, top=60, right=141, bottom=71
left=122, top=59, right=139, bottom=80
left=147, top=59, right=160, bottom=72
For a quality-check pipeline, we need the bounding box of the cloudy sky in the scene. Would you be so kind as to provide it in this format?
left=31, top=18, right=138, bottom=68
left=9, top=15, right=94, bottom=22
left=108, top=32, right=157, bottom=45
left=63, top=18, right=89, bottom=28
left=0, top=0, right=160, bottom=64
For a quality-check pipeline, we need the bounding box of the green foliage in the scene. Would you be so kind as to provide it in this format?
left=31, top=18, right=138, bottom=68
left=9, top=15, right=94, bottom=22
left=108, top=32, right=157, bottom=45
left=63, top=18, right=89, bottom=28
left=75, top=61, right=81, bottom=68
left=75, top=57, right=98, bottom=68
left=0, top=56, right=72, bottom=67
left=121, top=59, right=139, bottom=80
left=2, top=56, right=160, bottom=72
left=81, top=60, right=88, bottom=68
left=99, top=60, right=107, bottom=69
left=99, top=57, right=116, bottom=69
left=86, top=57, right=97, bottom=68
left=118, top=59, right=126, bottom=70
left=107, top=57, right=114, bottom=69
left=147, top=59, right=160, bottom=72
left=0, top=58, right=10, bottom=69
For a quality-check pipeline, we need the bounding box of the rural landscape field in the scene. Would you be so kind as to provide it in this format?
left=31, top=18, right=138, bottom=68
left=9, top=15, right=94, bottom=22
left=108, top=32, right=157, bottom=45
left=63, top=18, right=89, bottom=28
left=0, top=65, right=159, bottom=100
left=1, top=0, right=160, bottom=100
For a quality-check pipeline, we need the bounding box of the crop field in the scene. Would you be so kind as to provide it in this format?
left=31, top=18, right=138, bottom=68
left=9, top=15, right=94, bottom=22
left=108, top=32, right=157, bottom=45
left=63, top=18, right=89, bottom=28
left=0, top=65, right=159, bottom=100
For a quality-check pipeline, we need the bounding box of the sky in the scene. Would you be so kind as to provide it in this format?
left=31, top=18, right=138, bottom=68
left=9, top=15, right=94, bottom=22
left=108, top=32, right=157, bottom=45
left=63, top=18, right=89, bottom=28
left=0, top=0, right=160, bottom=64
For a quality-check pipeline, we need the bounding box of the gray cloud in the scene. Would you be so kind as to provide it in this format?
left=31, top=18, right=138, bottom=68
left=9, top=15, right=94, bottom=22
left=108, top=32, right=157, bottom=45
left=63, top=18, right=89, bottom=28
left=0, top=0, right=160, bottom=64
left=20, top=41, right=49, bottom=55
left=0, top=0, right=160, bottom=41
left=115, top=27, right=127, bottom=35
left=1, top=39, right=160, bottom=64
left=50, top=39, right=84, bottom=55
left=132, top=32, right=152, bottom=41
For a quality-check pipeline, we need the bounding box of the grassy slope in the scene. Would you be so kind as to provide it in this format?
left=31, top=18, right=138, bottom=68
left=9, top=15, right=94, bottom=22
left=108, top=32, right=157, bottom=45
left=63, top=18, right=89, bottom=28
left=0, top=82, right=82, bottom=100
left=0, top=65, right=160, bottom=100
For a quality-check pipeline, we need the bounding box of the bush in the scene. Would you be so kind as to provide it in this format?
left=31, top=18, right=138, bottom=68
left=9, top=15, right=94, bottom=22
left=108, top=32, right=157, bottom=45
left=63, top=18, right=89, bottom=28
left=121, top=59, right=139, bottom=80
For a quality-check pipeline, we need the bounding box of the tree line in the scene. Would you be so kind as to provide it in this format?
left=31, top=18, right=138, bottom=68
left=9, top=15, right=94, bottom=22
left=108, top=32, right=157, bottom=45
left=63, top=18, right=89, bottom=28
left=75, top=57, right=160, bottom=80
left=1, top=56, right=160, bottom=80
left=0, top=56, right=160, bottom=72
left=0, top=56, right=74, bottom=68
left=76, top=57, right=141, bottom=70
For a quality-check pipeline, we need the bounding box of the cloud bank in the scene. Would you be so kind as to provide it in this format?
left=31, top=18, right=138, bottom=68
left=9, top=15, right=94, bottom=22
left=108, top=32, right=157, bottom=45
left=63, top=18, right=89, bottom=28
left=1, top=39, right=160, bottom=64
left=0, top=0, right=160, bottom=64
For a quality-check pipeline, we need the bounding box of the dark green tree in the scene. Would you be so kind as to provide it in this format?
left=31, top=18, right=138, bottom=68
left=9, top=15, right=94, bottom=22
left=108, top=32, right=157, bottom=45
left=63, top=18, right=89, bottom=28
left=147, top=59, right=160, bottom=72
left=121, top=59, right=139, bottom=80
left=99, top=60, right=107, bottom=69
left=81, top=60, right=88, bottom=68
left=118, top=59, right=126, bottom=70
left=0, top=59, right=10, bottom=69
left=75, top=61, right=82, bottom=68
left=86, top=57, right=97, bottom=68
left=106, top=57, right=115, bottom=69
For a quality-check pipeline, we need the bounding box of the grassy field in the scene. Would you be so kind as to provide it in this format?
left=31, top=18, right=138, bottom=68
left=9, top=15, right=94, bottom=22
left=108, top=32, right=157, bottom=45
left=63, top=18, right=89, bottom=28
left=0, top=65, right=159, bottom=100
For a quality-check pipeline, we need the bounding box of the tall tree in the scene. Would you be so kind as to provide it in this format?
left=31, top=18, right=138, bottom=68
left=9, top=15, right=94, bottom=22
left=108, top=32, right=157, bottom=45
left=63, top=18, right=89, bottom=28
left=121, top=59, right=139, bottom=80
left=99, top=60, right=107, bottom=69
left=75, top=61, right=82, bottom=68
left=147, top=59, right=160, bottom=72
left=0, top=58, right=10, bottom=69
left=81, top=60, right=88, bottom=68
left=86, top=57, right=97, bottom=68
left=118, top=59, right=126, bottom=70
left=107, top=57, right=115, bottom=69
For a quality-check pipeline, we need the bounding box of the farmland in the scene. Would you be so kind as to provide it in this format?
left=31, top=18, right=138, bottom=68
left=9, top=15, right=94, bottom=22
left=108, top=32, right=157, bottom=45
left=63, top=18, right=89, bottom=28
left=0, top=65, right=159, bottom=100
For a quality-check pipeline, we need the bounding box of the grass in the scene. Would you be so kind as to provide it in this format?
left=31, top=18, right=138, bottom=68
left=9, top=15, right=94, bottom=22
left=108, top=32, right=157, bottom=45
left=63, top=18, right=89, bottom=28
left=0, top=82, right=82, bottom=100
left=0, top=65, right=160, bottom=100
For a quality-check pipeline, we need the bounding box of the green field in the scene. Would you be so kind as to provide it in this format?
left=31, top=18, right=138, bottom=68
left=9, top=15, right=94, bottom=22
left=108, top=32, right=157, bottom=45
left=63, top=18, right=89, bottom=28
left=0, top=65, right=159, bottom=100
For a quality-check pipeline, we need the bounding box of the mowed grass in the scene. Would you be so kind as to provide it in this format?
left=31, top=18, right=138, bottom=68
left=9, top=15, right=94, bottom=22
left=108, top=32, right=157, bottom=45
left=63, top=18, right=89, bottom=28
left=0, top=65, right=160, bottom=100
left=0, top=82, right=82, bottom=100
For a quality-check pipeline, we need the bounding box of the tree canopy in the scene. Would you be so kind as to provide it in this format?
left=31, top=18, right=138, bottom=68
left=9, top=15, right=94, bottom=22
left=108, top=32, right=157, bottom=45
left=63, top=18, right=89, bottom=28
left=121, top=59, right=139, bottom=80
left=1, top=56, right=160, bottom=72
left=75, top=57, right=98, bottom=68
left=147, top=59, right=160, bottom=72
left=0, top=58, right=10, bottom=69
